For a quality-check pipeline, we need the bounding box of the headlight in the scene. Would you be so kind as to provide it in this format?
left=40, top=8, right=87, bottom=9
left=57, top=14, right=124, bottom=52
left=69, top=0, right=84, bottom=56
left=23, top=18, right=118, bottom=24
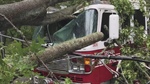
left=69, top=56, right=92, bottom=73
left=72, top=65, right=79, bottom=71
left=79, top=64, right=85, bottom=71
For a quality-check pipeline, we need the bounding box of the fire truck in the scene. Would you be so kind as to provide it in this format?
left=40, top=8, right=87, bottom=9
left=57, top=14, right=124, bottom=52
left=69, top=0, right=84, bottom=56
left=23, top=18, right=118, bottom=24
left=33, top=0, right=148, bottom=84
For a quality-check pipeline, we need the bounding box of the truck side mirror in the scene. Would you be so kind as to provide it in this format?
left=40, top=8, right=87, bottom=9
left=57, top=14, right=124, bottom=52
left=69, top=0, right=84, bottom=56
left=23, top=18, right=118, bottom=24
left=109, top=14, right=119, bottom=39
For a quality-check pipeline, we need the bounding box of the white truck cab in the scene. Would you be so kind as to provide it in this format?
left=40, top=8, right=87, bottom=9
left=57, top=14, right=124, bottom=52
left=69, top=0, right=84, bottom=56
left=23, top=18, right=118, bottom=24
left=34, top=1, right=148, bottom=84
left=53, top=4, right=119, bottom=51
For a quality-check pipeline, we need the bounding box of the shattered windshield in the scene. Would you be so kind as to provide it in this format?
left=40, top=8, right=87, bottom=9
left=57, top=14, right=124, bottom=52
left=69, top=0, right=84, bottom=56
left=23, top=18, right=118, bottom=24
left=53, top=9, right=98, bottom=43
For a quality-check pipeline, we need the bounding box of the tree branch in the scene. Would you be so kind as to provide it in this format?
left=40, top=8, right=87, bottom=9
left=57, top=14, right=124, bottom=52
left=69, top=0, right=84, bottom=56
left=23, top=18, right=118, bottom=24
left=0, top=0, right=76, bottom=30
left=0, top=13, right=29, bottom=45
left=25, top=5, right=83, bottom=25
left=31, top=32, right=104, bottom=65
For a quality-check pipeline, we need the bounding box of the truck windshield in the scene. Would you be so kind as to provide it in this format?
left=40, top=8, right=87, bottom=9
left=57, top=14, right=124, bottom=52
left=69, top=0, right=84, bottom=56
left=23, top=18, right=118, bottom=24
left=53, top=9, right=98, bottom=43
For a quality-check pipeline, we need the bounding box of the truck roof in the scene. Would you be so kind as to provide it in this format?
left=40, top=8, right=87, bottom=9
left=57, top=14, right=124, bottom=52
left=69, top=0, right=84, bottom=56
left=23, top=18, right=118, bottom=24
left=85, top=4, right=115, bottom=10
left=73, top=4, right=116, bottom=16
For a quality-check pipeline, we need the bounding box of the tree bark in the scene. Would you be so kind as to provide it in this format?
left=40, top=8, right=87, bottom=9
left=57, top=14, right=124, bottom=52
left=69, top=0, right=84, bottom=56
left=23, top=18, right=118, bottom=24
left=31, top=32, right=104, bottom=65
left=0, top=0, right=76, bottom=30
left=24, top=5, right=83, bottom=25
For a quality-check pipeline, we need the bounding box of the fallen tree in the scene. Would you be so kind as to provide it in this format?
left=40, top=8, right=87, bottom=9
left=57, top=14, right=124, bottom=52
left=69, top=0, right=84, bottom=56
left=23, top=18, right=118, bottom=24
left=9, top=32, right=104, bottom=83
left=0, top=0, right=84, bottom=30
left=31, top=32, right=104, bottom=65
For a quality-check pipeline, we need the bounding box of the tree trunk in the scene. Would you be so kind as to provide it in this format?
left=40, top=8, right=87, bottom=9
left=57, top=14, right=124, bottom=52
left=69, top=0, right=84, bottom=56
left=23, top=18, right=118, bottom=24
left=24, top=5, right=83, bottom=26
left=31, top=32, right=104, bottom=65
left=0, top=0, right=76, bottom=30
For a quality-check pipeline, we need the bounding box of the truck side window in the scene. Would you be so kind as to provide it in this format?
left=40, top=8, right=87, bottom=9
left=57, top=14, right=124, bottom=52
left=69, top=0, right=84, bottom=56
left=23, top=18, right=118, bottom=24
left=134, top=10, right=145, bottom=28
left=121, top=10, right=145, bottom=29
left=101, top=13, right=111, bottom=41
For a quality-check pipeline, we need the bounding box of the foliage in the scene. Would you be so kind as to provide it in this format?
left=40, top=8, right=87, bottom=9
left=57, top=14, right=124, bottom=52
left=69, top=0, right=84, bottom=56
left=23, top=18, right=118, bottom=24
left=110, top=0, right=135, bottom=27
left=111, top=0, right=135, bottom=16
left=0, top=0, right=150, bottom=83
left=0, top=38, right=45, bottom=84
left=0, top=0, right=83, bottom=83
left=111, top=0, right=150, bottom=83
left=7, top=26, right=34, bottom=41
left=65, top=77, right=73, bottom=84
